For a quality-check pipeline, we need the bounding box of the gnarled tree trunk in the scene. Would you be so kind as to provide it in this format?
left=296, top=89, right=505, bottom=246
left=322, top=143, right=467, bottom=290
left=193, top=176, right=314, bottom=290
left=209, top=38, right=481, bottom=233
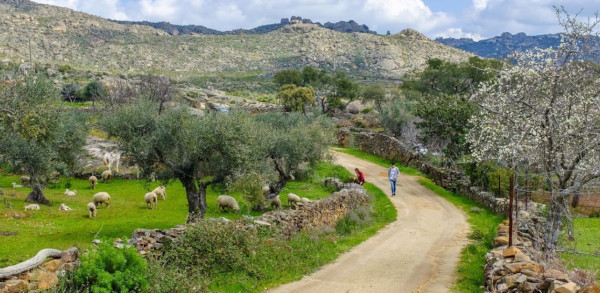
left=25, top=180, right=51, bottom=206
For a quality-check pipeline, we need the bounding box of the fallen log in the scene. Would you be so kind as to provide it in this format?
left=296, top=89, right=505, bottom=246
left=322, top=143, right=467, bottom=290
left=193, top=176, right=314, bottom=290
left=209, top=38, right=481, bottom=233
left=0, top=248, right=62, bottom=279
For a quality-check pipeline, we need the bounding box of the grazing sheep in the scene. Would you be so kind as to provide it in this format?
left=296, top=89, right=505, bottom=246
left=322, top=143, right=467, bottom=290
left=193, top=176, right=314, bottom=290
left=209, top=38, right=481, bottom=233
left=59, top=203, right=72, bottom=211
left=20, top=176, right=30, bottom=186
left=216, top=195, right=240, bottom=213
left=64, top=189, right=77, bottom=196
left=12, top=182, right=23, bottom=189
left=101, top=170, right=112, bottom=183
left=287, top=193, right=301, bottom=207
left=24, top=204, right=40, bottom=211
left=89, top=175, right=98, bottom=189
left=152, top=186, right=167, bottom=200
left=92, top=192, right=111, bottom=208
left=269, top=195, right=282, bottom=210
left=144, top=192, right=158, bottom=209
left=87, top=202, right=97, bottom=218
left=300, top=197, right=312, bottom=205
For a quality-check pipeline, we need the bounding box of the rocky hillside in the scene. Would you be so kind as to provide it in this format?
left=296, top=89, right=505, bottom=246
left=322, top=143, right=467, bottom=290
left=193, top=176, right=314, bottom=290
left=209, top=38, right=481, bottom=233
left=0, top=0, right=472, bottom=81
left=113, top=16, right=378, bottom=36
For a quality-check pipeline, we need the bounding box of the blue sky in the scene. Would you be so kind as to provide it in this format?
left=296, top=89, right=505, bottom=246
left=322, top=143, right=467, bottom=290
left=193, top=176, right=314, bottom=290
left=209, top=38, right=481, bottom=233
left=31, top=0, right=599, bottom=40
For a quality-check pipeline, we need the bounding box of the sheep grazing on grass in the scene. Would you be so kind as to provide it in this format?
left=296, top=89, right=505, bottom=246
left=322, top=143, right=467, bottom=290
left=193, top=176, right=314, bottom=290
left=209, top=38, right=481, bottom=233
left=144, top=192, right=158, bottom=209
left=64, top=189, right=77, bottom=196
left=216, top=195, right=239, bottom=213
left=20, top=176, right=30, bottom=186
left=269, top=195, right=282, bottom=210
left=87, top=202, right=97, bottom=218
left=300, top=197, right=312, bottom=205
left=12, top=182, right=23, bottom=189
left=101, top=170, right=112, bottom=183
left=92, top=192, right=111, bottom=208
left=152, top=186, right=167, bottom=200
left=89, top=175, right=98, bottom=189
left=59, top=203, right=72, bottom=211
left=287, top=193, right=301, bottom=208
left=24, top=204, right=40, bottom=211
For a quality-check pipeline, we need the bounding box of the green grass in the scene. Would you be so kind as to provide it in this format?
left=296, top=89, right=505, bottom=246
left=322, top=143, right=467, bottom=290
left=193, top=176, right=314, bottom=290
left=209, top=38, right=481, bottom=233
left=0, top=161, right=394, bottom=272
left=334, top=147, right=423, bottom=175
left=419, top=179, right=504, bottom=292
left=559, top=218, right=600, bottom=280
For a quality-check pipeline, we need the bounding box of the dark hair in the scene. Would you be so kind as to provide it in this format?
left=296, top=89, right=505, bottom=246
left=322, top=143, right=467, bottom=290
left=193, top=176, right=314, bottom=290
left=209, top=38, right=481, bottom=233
left=391, top=161, right=395, bottom=165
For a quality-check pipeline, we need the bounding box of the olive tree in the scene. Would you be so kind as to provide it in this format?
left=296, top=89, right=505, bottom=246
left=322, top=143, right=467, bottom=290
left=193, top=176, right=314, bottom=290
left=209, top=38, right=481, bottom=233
left=100, top=101, right=266, bottom=222
left=276, top=84, right=315, bottom=114
left=0, top=75, right=88, bottom=205
left=467, top=8, right=600, bottom=255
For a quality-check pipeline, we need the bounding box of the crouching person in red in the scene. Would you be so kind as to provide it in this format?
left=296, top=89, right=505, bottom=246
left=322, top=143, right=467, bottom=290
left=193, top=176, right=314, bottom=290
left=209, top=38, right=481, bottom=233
left=355, top=168, right=365, bottom=185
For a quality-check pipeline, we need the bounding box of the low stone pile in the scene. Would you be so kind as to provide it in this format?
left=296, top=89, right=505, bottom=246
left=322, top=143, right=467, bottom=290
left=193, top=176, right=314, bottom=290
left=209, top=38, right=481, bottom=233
left=123, top=225, right=187, bottom=257
left=484, top=208, right=595, bottom=293
left=0, top=247, right=78, bottom=293
left=258, top=184, right=369, bottom=237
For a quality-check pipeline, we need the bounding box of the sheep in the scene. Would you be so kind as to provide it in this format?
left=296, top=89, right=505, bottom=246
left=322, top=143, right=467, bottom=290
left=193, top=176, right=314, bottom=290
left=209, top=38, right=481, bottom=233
left=152, top=186, right=167, bottom=200
left=89, top=175, right=98, bottom=189
left=216, top=195, right=239, bottom=213
left=59, top=203, right=72, bottom=211
left=269, top=195, right=282, bottom=210
left=101, top=169, right=112, bottom=183
left=20, top=176, right=30, bottom=186
left=24, top=204, right=40, bottom=211
left=12, top=182, right=23, bottom=189
left=144, top=192, right=158, bottom=209
left=92, top=192, right=111, bottom=208
left=287, top=193, right=301, bottom=207
left=64, top=189, right=77, bottom=196
left=300, top=197, right=312, bottom=205
left=87, top=202, right=97, bottom=218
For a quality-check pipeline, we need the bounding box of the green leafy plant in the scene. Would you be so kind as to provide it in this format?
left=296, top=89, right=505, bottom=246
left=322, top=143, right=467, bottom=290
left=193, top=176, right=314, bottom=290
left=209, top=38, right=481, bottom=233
left=62, top=241, right=149, bottom=293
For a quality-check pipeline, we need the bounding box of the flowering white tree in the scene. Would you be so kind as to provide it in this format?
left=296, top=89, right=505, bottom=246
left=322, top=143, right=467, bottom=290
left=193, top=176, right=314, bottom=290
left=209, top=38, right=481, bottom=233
left=467, top=8, right=600, bottom=255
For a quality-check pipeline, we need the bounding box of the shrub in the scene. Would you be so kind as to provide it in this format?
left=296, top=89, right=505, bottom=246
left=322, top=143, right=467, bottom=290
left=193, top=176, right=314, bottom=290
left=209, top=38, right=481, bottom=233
left=59, top=241, right=149, bottom=293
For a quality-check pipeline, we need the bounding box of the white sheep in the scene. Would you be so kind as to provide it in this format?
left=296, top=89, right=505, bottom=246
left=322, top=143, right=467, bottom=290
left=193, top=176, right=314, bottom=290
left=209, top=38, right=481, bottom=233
left=24, top=204, right=40, bottom=211
left=300, top=197, right=312, bottom=205
left=269, top=195, right=282, bottom=210
left=152, top=186, right=167, bottom=200
left=101, top=169, right=112, bottom=183
left=216, top=195, right=239, bottom=213
left=87, top=202, right=97, bottom=218
left=89, top=175, right=98, bottom=189
left=64, top=189, right=77, bottom=196
left=59, top=203, right=72, bottom=211
left=144, top=192, right=158, bottom=209
left=287, top=193, right=301, bottom=207
left=20, top=176, right=30, bottom=186
left=92, top=192, right=111, bottom=208
left=12, top=182, right=23, bottom=189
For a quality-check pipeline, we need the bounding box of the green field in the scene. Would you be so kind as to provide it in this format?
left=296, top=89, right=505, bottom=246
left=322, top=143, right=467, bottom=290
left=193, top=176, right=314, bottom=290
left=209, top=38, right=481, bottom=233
left=0, top=162, right=352, bottom=268
left=559, top=218, right=600, bottom=280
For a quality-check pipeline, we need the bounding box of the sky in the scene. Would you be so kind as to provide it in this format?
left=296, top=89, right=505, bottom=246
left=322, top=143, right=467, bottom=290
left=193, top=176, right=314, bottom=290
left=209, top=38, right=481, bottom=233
left=31, top=0, right=599, bottom=41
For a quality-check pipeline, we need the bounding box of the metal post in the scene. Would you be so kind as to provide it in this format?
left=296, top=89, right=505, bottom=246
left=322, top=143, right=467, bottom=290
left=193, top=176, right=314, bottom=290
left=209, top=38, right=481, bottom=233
left=498, top=174, right=502, bottom=197
left=509, top=173, right=515, bottom=247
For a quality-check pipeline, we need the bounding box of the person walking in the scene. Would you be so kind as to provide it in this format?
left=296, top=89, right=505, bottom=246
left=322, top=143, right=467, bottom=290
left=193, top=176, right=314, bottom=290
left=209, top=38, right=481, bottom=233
left=355, top=168, right=365, bottom=185
left=388, top=162, right=400, bottom=196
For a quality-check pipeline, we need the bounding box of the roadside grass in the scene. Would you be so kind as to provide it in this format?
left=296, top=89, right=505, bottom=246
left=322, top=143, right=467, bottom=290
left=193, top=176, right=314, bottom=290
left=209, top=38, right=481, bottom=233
left=559, top=218, right=600, bottom=280
left=420, top=179, right=504, bottom=292
left=336, top=147, right=504, bottom=292
left=334, top=147, right=422, bottom=176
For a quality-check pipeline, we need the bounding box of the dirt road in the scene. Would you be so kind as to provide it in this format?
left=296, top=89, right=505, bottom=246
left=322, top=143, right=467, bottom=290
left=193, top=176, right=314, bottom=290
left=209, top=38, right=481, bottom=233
left=268, top=150, right=470, bottom=293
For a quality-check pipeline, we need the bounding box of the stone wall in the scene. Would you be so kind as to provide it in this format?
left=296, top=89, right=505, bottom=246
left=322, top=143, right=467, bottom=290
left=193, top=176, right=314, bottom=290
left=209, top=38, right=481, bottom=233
left=0, top=247, right=78, bottom=293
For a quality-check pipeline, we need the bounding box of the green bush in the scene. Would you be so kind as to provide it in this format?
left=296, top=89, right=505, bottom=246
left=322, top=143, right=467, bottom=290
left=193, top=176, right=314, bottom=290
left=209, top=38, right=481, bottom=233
left=60, top=241, right=149, bottom=293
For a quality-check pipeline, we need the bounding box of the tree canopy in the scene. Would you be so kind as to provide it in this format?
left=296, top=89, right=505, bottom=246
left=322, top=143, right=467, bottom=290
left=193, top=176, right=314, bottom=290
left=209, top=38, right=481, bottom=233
left=0, top=75, right=88, bottom=205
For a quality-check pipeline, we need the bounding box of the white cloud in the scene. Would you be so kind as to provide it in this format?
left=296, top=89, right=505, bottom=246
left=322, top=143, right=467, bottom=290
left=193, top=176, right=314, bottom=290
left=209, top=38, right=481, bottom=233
left=435, top=28, right=484, bottom=41
left=138, top=0, right=179, bottom=20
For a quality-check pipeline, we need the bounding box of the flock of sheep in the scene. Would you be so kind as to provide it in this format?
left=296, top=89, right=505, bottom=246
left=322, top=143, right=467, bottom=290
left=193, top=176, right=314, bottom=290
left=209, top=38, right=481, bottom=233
left=16, top=154, right=314, bottom=217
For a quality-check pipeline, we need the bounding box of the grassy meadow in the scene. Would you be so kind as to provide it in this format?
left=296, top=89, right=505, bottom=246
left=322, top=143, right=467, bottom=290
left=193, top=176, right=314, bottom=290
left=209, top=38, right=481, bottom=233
left=0, top=162, right=354, bottom=268
left=559, top=218, right=600, bottom=280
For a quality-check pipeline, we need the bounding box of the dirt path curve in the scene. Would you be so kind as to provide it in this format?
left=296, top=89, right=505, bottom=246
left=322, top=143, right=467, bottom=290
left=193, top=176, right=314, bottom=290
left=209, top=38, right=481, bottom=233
left=268, top=150, right=470, bottom=293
